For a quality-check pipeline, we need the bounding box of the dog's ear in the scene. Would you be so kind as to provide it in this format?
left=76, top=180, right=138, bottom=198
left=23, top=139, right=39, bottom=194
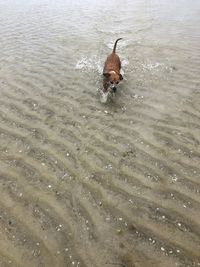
left=119, top=74, right=123, bottom=80
left=103, top=72, right=110, bottom=78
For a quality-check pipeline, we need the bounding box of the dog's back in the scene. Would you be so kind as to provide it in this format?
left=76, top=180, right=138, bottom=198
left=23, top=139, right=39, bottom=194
left=102, top=38, right=123, bottom=93
left=103, top=53, right=121, bottom=74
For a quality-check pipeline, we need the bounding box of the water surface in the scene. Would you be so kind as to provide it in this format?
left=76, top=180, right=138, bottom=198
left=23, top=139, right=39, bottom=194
left=0, top=0, right=200, bottom=266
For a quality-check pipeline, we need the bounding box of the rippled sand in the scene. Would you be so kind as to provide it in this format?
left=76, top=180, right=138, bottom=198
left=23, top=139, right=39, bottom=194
left=0, top=0, right=200, bottom=266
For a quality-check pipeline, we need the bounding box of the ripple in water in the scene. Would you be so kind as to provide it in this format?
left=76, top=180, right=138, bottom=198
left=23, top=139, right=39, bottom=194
left=0, top=0, right=200, bottom=267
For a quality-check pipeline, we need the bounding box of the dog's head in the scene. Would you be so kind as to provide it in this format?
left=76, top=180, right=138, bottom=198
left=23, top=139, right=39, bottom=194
left=103, top=70, right=123, bottom=92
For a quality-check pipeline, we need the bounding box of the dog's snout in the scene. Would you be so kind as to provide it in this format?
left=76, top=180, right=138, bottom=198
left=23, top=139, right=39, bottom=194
left=113, top=87, right=117, bottom=92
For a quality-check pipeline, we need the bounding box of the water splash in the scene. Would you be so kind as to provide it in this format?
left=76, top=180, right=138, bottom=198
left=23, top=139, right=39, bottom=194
left=75, top=55, right=102, bottom=73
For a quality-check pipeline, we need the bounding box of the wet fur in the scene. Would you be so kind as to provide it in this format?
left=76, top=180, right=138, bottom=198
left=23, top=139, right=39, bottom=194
left=103, top=38, right=123, bottom=93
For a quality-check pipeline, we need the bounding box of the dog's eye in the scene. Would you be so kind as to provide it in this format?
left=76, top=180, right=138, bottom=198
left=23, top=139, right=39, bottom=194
left=110, top=81, right=113, bottom=84
left=116, top=81, right=119, bottom=84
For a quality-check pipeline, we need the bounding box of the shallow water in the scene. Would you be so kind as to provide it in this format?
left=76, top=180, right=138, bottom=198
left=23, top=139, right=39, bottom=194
left=0, top=0, right=200, bottom=266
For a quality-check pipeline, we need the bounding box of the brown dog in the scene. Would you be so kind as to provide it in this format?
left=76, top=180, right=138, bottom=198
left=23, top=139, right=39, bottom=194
left=103, top=38, right=123, bottom=93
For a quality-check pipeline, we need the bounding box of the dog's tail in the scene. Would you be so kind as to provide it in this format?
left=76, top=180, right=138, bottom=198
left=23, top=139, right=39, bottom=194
left=112, top=38, right=122, bottom=53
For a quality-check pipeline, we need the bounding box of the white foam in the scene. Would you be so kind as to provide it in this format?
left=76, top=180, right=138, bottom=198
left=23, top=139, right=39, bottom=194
left=100, top=91, right=109, bottom=103
left=121, top=58, right=129, bottom=67
left=75, top=54, right=128, bottom=78
left=75, top=55, right=102, bottom=73
left=141, top=62, right=164, bottom=71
